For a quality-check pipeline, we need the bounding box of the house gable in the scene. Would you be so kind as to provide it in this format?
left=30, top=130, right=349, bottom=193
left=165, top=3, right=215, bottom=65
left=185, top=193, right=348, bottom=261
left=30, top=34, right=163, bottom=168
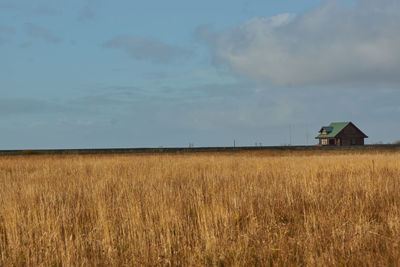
left=336, top=122, right=368, bottom=138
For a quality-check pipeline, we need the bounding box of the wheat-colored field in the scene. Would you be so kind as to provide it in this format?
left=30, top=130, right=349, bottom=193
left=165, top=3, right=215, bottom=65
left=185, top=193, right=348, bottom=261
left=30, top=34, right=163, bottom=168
left=0, top=151, right=400, bottom=266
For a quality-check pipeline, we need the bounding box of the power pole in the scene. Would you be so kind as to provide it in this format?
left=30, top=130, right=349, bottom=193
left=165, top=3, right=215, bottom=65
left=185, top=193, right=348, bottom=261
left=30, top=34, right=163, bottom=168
left=306, top=124, right=310, bottom=145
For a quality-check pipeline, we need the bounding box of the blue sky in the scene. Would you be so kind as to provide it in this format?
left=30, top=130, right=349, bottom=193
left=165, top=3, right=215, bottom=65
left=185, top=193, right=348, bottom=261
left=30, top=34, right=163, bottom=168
left=1, top=0, right=400, bottom=149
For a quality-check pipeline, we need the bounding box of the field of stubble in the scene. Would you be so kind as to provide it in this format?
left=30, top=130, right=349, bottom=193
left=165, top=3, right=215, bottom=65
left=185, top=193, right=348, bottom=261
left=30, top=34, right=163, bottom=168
left=1, top=151, right=400, bottom=266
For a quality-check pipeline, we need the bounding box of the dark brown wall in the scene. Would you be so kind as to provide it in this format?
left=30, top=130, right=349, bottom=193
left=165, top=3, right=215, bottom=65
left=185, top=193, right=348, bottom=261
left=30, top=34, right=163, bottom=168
left=337, top=124, right=366, bottom=146
left=341, top=138, right=364, bottom=146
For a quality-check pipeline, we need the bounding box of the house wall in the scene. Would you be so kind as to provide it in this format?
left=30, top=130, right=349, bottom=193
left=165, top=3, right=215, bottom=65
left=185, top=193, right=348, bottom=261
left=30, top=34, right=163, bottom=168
left=341, top=138, right=364, bottom=146
left=319, top=138, right=337, bottom=146
left=337, top=124, right=366, bottom=146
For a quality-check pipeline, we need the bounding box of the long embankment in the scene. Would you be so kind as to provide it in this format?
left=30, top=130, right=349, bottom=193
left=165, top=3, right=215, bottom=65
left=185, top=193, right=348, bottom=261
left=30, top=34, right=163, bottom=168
left=0, top=144, right=399, bottom=156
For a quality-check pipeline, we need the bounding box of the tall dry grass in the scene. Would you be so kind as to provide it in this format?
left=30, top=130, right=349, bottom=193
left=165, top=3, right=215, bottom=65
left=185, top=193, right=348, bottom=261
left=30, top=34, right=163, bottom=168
left=0, top=152, right=400, bottom=266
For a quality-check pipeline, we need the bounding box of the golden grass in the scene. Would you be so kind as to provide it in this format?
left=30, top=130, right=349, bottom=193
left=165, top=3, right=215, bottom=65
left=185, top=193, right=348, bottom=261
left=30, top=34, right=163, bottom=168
left=1, top=152, right=400, bottom=266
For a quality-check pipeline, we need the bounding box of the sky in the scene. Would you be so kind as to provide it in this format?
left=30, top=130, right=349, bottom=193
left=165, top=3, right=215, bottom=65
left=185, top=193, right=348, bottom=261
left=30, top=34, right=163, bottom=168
left=1, top=0, right=400, bottom=149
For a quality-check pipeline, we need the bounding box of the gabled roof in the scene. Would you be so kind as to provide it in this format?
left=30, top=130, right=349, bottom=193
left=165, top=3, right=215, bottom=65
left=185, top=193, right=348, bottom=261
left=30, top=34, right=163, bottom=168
left=322, top=126, right=333, bottom=133
left=316, top=122, right=351, bottom=138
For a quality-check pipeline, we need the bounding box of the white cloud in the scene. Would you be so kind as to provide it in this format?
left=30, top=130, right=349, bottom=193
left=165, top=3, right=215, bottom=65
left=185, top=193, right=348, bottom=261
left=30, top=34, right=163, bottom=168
left=104, top=36, right=192, bottom=64
left=200, top=0, right=400, bottom=86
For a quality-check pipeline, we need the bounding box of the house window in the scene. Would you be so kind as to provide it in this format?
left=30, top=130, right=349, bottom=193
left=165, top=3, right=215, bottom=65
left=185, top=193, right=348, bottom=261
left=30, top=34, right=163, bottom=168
left=321, top=139, right=328, bottom=145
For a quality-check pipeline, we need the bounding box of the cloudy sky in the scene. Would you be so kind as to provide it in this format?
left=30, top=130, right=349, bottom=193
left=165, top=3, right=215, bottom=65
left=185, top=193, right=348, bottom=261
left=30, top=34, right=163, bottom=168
left=1, top=0, right=400, bottom=149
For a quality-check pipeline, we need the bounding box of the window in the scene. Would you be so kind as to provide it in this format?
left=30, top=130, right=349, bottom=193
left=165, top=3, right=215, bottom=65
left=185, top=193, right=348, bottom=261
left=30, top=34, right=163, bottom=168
left=321, top=139, right=328, bottom=145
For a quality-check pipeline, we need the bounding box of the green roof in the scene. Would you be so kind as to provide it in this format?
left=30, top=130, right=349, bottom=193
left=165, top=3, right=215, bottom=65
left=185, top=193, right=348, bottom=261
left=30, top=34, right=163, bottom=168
left=315, top=122, right=350, bottom=139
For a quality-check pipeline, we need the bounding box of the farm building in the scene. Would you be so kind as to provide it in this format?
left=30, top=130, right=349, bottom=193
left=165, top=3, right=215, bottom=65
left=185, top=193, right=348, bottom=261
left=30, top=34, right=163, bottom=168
left=315, top=122, right=368, bottom=146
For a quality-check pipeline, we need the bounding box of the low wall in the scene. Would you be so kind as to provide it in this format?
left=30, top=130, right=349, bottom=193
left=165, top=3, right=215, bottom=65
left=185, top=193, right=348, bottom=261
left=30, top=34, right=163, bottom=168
left=0, top=144, right=399, bottom=156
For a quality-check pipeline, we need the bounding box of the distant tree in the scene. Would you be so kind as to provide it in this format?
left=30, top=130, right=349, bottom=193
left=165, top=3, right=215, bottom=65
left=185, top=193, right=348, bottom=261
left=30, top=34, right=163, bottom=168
left=394, top=140, right=400, bottom=145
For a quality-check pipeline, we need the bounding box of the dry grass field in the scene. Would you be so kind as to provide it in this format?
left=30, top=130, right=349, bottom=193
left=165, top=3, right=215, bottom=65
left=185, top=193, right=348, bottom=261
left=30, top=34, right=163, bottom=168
left=1, top=151, right=400, bottom=266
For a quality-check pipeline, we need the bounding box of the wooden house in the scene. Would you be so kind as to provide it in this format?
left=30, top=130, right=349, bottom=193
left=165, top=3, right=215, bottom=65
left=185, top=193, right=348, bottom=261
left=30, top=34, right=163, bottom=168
left=315, top=122, right=368, bottom=146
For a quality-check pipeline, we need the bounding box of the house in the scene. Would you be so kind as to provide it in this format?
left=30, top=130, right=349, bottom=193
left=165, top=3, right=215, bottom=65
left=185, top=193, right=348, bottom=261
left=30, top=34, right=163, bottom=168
left=315, top=122, right=368, bottom=146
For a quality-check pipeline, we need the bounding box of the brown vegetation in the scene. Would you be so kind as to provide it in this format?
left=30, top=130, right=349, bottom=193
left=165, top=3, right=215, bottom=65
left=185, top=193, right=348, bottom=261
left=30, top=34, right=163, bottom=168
left=1, top=152, right=400, bottom=266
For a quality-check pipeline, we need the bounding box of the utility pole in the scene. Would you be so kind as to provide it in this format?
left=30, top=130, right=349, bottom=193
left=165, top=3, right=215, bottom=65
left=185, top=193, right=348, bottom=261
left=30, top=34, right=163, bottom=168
left=306, top=124, right=310, bottom=145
